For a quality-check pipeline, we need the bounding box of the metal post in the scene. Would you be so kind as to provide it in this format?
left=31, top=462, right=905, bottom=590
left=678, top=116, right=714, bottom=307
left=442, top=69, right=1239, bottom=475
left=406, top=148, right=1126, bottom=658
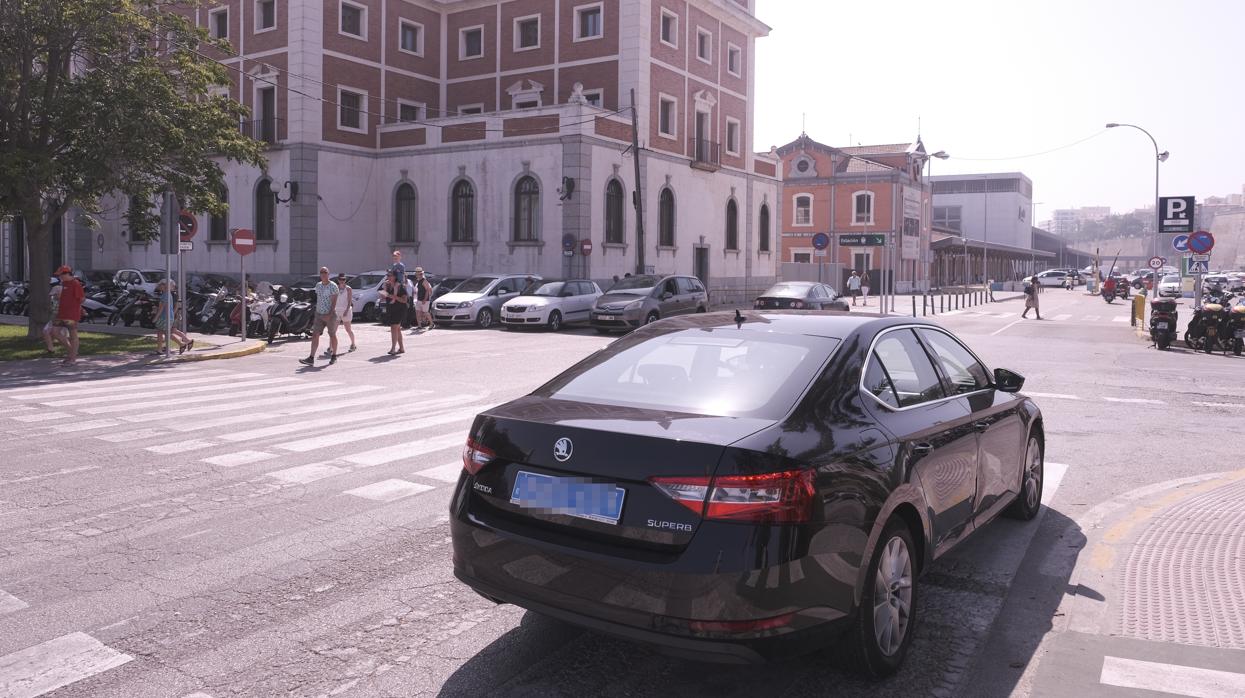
left=911, top=295, right=916, bottom=317
left=628, top=89, right=646, bottom=276
left=982, top=175, right=989, bottom=301
left=162, top=189, right=174, bottom=358
left=240, top=252, right=247, bottom=341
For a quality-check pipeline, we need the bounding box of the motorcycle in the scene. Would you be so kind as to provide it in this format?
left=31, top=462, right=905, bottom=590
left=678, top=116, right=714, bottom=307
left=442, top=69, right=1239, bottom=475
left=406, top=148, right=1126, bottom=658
left=1149, top=298, right=1178, bottom=351
left=266, top=286, right=315, bottom=343
left=2, top=282, right=30, bottom=316
left=107, top=289, right=156, bottom=328
left=1100, top=279, right=1126, bottom=303
left=1228, top=302, right=1245, bottom=356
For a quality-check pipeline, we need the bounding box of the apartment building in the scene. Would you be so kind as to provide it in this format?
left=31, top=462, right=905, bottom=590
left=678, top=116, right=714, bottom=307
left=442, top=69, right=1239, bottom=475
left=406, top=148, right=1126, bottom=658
left=73, top=0, right=781, bottom=301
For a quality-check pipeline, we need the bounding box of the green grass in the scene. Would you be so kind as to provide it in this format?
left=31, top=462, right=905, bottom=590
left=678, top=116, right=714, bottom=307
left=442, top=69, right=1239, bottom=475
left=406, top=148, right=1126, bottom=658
left=0, top=324, right=161, bottom=361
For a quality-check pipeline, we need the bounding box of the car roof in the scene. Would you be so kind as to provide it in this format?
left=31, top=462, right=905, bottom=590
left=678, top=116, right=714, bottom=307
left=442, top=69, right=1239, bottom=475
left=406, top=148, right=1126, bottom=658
left=634, top=310, right=936, bottom=340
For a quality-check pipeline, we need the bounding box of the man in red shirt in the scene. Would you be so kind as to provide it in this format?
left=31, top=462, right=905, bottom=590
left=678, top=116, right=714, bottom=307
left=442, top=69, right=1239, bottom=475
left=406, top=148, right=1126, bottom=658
left=54, top=265, right=84, bottom=365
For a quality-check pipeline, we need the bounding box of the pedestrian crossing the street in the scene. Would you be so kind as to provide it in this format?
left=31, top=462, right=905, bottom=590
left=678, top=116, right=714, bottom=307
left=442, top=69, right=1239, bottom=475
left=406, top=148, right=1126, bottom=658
left=936, top=308, right=1134, bottom=325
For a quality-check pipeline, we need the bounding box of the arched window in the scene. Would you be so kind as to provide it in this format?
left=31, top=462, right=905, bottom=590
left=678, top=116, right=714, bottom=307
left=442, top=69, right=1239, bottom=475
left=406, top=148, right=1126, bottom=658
left=853, top=191, right=874, bottom=225
left=451, top=179, right=475, bottom=242
left=209, top=186, right=229, bottom=241
left=758, top=204, right=770, bottom=252
left=512, top=176, right=539, bottom=242
left=255, top=178, right=276, bottom=240
left=794, top=194, right=812, bottom=225
left=394, top=183, right=417, bottom=242
left=605, top=179, right=624, bottom=244
left=725, top=199, right=738, bottom=250
left=658, top=188, right=675, bottom=247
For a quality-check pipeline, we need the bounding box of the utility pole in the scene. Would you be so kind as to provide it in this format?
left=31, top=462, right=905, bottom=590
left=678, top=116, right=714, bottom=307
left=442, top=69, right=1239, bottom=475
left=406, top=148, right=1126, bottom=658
left=629, top=89, right=646, bottom=276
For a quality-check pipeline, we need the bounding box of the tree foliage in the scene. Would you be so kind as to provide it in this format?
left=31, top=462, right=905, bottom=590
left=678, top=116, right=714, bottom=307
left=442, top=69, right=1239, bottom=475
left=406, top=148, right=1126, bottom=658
left=0, top=0, right=266, bottom=334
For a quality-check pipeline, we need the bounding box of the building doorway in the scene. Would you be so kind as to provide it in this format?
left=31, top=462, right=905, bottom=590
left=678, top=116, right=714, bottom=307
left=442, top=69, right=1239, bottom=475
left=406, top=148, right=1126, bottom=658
left=694, top=246, right=710, bottom=291
left=258, top=87, right=276, bottom=142
left=852, top=252, right=871, bottom=274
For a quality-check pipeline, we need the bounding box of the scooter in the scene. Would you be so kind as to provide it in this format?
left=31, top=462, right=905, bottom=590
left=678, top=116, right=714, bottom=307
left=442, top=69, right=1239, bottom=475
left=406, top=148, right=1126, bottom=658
left=1149, top=298, right=1178, bottom=350
left=1228, top=302, right=1245, bottom=356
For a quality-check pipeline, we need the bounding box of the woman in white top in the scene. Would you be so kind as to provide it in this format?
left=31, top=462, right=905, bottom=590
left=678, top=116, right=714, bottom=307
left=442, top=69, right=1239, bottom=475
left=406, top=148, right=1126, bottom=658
left=334, top=272, right=357, bottom=353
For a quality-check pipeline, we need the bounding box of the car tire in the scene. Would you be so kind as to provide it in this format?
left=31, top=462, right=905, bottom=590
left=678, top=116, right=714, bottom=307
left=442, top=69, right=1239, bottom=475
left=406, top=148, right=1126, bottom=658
left=1004, top=435, right=1043, bottom=520
left=1157, top=334, right=1171, bottom=351
left=476, top=307, right=494, bottom=329
left=696, top=305, right=706, bottom=313
left=1233, top=338, right=1243, bottom=356
left=547, top=311, right=562, bottom=332
left=833, top=518, right=918, bottom=678
left=362, top=302, right=375, bottom=322
left=644, top=311, right=660, bottom=325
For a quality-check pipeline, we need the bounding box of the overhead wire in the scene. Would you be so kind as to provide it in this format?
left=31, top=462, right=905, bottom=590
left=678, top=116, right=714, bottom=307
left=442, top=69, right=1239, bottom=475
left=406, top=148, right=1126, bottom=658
left=946, top=130, right=1110, bottom=162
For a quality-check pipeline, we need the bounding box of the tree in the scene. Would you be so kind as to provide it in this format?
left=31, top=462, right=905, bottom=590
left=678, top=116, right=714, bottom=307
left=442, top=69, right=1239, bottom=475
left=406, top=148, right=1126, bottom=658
left=0, top=0, right=265, bottom=336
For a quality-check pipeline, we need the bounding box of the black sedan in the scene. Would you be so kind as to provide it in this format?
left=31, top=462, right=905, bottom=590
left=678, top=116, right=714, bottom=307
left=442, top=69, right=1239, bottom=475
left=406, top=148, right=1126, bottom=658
left=754, top=281, right=849, bottom=311
left=450, top=312, right=1044, bottom=676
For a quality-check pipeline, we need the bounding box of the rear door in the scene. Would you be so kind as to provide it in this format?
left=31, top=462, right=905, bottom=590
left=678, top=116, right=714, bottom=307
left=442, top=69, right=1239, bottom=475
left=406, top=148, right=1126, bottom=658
left=570, top=282, right=595, bottom=321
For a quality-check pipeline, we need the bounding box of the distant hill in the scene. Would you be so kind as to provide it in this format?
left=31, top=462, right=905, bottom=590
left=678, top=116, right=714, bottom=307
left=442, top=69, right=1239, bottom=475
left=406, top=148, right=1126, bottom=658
left=1207, top=210, right=1244, bottom=271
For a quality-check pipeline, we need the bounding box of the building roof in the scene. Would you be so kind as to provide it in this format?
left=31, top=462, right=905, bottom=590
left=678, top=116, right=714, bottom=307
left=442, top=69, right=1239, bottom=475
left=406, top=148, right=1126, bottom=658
left=841, top=157, right=894, bottom=174
left=930, top=236, right=1055, bottom=258
left=837, top=142, right=922, bottom=156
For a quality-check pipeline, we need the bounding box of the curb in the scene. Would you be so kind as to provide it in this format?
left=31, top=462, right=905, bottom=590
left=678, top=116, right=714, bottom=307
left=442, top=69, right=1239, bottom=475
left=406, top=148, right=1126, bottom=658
left=159, top=340, right=266, bottom=363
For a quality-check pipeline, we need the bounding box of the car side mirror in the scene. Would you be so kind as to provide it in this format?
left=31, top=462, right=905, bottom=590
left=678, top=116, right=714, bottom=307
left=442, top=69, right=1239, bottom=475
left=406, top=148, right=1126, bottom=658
left=661, top=292, right=673, bottom=301
left=993, top=368, right=1025, bottom=393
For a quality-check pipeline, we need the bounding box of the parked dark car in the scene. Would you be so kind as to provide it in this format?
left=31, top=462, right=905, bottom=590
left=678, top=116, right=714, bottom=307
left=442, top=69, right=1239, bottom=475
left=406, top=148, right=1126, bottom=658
left=590, top=274, right=709, bottom=332
left=754, top=281, right=848, bottom=311
left=451, top=312, right=1044, bottom=676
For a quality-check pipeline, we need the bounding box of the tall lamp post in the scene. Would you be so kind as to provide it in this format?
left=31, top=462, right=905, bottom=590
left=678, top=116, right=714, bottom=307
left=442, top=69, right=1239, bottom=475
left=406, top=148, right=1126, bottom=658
left=1105, top=123, right=1169, bottom=300
left=925, top=150, right=949, bottom=291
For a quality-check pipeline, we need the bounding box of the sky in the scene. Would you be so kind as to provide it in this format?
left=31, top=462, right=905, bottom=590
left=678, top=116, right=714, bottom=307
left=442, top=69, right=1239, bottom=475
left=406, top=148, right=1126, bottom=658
left=753, top=0, right=1245, bottom=221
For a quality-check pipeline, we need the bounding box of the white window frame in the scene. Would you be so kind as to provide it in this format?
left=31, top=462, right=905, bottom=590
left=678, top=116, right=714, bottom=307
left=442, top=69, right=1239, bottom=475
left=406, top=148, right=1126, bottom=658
left=725, top=117, right=741, bottom=156
left=396, top=99, right=425, bottom=124
left=336, top=86, right=368, bottom=134
left=398, top=19, right=424, bottom=56
left=852, top=191, right=875, bottom=226
left=793, top=250, right=812, bottom=264
left=793, top=193, right=813, bottom=227
left=338, top=0, right=367, bottom=40
left=459, top=25, right=485, bottom=60
left=209, top=6, right=229, bottom=40
left=458, top=103, right=485, bottom=115
left=513, top=14, right=541, bottom=52
left=726, top=42, right=742, bottom=77
left=696, top=27, right=712, bottom=64
left=573, top=3, right=604, bottom=42
left=659, top=9, right=679, bottom=48
left=657, top=94, right=677, bottom=139
left=581, top=88, right=604, bottom=107
left=254, top=0, right=276, bottom=33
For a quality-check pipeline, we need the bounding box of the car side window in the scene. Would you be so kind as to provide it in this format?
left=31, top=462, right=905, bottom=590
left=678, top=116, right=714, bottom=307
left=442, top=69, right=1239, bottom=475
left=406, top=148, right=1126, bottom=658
left=663, top=280, right=679, bottom=296
left=917, top=329, right=991, bottom=395
left=863, top=353, right=899, bottom=408
left=871, top=330, right=946, bottom=408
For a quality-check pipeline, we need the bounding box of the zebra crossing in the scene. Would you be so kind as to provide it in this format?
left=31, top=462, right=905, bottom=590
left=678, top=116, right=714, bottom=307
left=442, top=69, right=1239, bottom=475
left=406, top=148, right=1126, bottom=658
left=937, top=308, right=1134, bottom=324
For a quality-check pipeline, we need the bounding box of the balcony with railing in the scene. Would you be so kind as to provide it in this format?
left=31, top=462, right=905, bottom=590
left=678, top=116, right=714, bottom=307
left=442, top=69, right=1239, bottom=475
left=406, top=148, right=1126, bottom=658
left=689, top=137, right=720, bottom=171
left=241, top=118, right=284, bottom=146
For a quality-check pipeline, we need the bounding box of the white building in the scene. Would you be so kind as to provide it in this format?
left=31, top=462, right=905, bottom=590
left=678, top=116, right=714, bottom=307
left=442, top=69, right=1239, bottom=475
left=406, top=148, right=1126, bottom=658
left=931, top=173, right=1034, bottom=250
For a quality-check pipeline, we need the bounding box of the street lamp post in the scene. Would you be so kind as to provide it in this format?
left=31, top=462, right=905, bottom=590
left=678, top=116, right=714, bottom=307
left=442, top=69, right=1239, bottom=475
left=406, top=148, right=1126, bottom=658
left=982, top=174, right=990, bottom=300
left=1106, top=123, right=1169, bottom=325
left=925, top=150, right=949, bottom=292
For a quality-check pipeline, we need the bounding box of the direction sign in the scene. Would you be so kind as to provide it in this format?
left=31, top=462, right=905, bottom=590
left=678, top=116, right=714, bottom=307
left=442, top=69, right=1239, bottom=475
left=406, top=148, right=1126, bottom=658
left=1148, top=256, right=1165, bottom=270
left=1187, top=230, right=1214, bottom=254
left=1189, top=259, right=1209, bottom=275
left=178, top=210, right=198, bottom=241
left=811, top=233, right=830, bottom=250
left=839, top=234, right=886, bottom=246
left=1172, top=234, right=1189, bottom=253
left=579, top=238, right=593, bottom=257
left=178, top=241, right=193, bottom=252
left=1159, top=196, right=1195, bottom=234
left=231, top=228, right=256, bottom=256
left=813, top=248, right=828, bottom=258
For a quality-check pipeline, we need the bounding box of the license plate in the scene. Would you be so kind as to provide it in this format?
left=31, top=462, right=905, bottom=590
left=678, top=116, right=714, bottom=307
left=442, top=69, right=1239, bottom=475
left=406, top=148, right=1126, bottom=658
left=1236, top=330, right=1245, bottom=339
left=1156, top=322, right=1169, bottom=329
left=598, top=315, right=616, bottom=321
left=510, top=471, right=626, bottom=525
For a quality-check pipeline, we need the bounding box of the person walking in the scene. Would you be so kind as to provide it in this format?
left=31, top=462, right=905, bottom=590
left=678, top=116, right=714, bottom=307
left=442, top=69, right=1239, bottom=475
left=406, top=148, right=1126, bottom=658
left=153, top=280, right=193, bottom=355
left=326, top=272, right=356, bottom=355
left=413, top=267, right=434, bottom=331
left=300, top=267, right=340, bottom=366
left=861, top=271, right=871, bottom=306
left=53, top=265, right=84, bottom=366
left=42, top=282, right=66, bottom=355
left=382, top=270, right=408, bottom=355
left=1021, top=277, right=1042, bottom=319
left=847, top=271, right=862, bottom=307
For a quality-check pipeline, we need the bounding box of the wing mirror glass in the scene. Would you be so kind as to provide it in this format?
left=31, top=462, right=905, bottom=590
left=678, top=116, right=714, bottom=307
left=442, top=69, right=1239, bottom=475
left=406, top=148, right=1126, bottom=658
left=661, top=292, right=674, bottom=301
left=993, top=367, right=1025, bottom=393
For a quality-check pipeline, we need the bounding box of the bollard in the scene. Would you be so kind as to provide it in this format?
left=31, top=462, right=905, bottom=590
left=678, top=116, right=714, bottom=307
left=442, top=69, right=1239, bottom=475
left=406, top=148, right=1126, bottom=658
left=940, top=294, right=944, bottom=312
left=912, top=296, right=916, bottom=317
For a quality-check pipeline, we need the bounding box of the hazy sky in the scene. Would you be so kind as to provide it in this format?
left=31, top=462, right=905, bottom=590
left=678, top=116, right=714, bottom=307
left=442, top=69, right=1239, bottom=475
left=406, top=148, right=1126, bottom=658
left=753, top=0, right=1245, bottom=220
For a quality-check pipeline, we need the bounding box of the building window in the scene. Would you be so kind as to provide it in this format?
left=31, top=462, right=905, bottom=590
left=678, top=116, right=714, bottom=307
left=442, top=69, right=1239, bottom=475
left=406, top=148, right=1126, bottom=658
left=513, top=99, right=539, bottom=110
left=209, top=8, right=228, bottom=39
left=658, top=95, right=676, bottom=138
left=512, top=176, right=539, bottom=242
left=582, top=89, right=603, bottom=107
left=575, top=4, right=603, bottom=41
left=933, top=205, right=962, bottom=232
left=399, top=21, right=423, bottom=55
left=394, top=183, right=417, bottom=242
left=658, top=188, right=675, bottom=246
left=725, top=118, right=740, bottom=155
left=605, top=179, right=624, bottom=244
left=794, top=252, right=811, bottom=264
left=397, top=101, right=423, bottom=123
left=255, top=178, right=275, bottom=241
left=727, top=43, right=742, bottom=76
left=458, top=104, right=484, bottom=115
left=725, top=199, right=738, bottom=250
left=339, top=2, right=365, bottom=38
left=660, top=9, right=678, bottom=47
left=460, top=26, right=484, bottom=59
left=854, top=191, right=874, bottom=225
left=338, top=88, right=364, bottom=132
left=209, top=186, right=228, bottom=241
left=758, top=204, right=770, bottom=252
left=451, top=180, right=475, bottom=243
left=696, top=28, right=712, bottom=63
left=514, top=16, right=540, bottom=50
left=255, top=0, right=275, bottom=31
left=794, top=195, right=812, bottom=226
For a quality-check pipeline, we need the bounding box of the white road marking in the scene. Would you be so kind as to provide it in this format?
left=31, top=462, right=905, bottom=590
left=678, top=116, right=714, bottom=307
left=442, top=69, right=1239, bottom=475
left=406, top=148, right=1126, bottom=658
left=266, top=463, right=348, bottom=485
left=145, top=439, right=215, bottom=455
left=415, top=462, right=466, bottom=483
left=1042, top=462, right=1069, bottom=504
left=940, top=310, right=964, bottom=316
left=990, top=320, right=1024, bottom=336
left=344, top=479, right=435, bottom=502
left=200, top=450, right=275, bottom=468
left=0, top=631, right=132, bottom=698
left=1112, top=315, right=1130, bottom=322
left=118, top=385, right=369, bottom=423
left=0, top=466, right=101, bottom=486
left=19, top=373, right=251, bottom=404
left=48, top=419, right=121, bottom=433
left=0, top=589, right=28, bottom=615
left=343, top=433, right=467, bottom=468
left=81, top=381, right=334, bottom=415
left=11, top=412, right=72, bottom=423
left=165, top=390, right=388, bottom=433
left=96, top=428, right=167, bottom=443
left=40, top=377, right=299, bottom=407
left=1103, top=397, right=1165, bottom=405
left=274, top=406, right=483, bottom=453
left=1024, top=392, right=1082, bottom=400
left=219, top=409, right=385, bottom=443
left=1083, top=315, right=1101, bottom=321
left=0, top=405, right=35, bottom=413
left=994, top=312, right=1012, bottom=318
left=3, top=369, right=233, bottom=399
left=1100, top=655, right=1245, bottom=698
left=1194, top=401, right=1245, bottom=409
left=1053, top=314, right=1072, bottom=321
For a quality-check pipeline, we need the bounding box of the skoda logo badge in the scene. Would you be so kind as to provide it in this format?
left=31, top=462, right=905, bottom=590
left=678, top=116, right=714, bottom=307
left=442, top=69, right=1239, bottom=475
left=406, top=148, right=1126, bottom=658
left=553, top=437, right=573, bottom=462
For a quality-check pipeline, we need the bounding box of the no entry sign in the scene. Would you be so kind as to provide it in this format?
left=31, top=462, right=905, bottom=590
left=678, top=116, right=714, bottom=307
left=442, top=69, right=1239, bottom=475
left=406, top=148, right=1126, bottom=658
left=231, top=228, right=256, bottom=256
left=580, top=239, right=593, bottom=256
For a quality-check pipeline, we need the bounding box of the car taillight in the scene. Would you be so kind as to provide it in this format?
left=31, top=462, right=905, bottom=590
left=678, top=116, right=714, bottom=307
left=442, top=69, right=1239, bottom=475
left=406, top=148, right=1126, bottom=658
left=791, top=300, right=805, bottom=309
left=753, top=299, right=763, bottom=309
left=687, top=612, right=796, bottom=634
left=650, top=470, right=815, bottom=524
left=462, top=438, right=495, bottom=475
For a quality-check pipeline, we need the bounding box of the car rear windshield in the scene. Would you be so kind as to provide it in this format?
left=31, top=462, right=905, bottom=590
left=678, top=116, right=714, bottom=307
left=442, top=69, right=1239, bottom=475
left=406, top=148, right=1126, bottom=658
left=536, top=328, right=839, bottom=419
left=762, top=283, right=812, bottom=298
left=453, top=276, right=497, bottom=293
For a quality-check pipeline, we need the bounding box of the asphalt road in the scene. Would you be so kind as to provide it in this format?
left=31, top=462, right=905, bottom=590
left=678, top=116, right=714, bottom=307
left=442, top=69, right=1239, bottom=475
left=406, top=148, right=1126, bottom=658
left=0, top=294, right=1241, bottom=698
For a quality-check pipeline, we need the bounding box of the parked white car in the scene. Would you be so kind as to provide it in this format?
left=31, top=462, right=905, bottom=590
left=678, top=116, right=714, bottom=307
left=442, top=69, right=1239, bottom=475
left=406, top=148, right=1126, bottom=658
left=345, top=270, right=388, bottom=320
left=114, top=269, right=169, bottom=294
left=433, top=273, right=540, bottom=328
left=1025, top=270, right=1072, bottom=287
left=501, top=279, right=602, bottom=331
left=1158, top=274, right=1182, bottom=297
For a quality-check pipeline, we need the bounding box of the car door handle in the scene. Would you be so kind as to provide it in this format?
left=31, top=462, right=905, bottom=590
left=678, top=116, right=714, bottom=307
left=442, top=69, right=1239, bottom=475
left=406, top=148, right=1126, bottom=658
left=973, top=421, right=991, bottom=432
left=911, top=442, right=934, bottom=455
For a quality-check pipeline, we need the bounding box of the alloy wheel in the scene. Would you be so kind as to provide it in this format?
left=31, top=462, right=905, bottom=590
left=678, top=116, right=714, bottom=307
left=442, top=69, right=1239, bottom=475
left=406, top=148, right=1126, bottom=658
left=872, top=536, right=912, bottom=657
left=1023, top=437, right=1043, bottom=511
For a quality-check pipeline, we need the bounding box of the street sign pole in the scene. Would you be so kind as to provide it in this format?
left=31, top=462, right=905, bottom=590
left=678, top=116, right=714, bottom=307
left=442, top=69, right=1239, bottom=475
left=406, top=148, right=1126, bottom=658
left=162, top=189, right=176, bottom=358
left=240, top=243, right=246, bottom=342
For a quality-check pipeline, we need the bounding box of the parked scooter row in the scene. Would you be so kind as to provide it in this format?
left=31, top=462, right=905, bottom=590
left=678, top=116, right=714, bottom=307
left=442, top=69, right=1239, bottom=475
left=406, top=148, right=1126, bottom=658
left=1184, top=289, right=1245, bottom=355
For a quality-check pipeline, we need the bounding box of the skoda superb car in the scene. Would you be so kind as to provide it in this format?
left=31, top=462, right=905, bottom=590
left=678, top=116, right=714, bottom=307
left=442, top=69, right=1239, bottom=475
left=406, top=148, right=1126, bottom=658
left=501, top=279, right=603, bottom=331
left=451, top=312, right=1044, bottom=676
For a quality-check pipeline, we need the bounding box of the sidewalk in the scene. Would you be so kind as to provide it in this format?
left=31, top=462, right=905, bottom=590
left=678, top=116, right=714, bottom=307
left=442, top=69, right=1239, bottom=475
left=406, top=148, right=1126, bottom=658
left=0, top=314, right=265, bottom=363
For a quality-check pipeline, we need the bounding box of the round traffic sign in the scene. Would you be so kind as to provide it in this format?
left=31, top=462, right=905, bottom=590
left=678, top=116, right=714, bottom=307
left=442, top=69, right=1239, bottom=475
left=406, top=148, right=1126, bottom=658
left=178, top=210, right=198, bottom=241
left=1187, top=230, right=1214, bottom=255
left=1147, top=256, right=1164, bottom=270
left=580, top=238, right=593, bottom=257
left=1171, top=234, right=1189, bottom=253
left=811, top=233, right=830, bottom=250
left=561, top=233, right=576, bottom=252
left=231, top=228, right=256, bottom=256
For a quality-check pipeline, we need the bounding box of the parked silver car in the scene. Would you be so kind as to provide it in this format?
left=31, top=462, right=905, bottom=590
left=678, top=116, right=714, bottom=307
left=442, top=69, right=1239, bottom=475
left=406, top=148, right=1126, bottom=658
left=500, top=279, right=602, bottom=331
left=590, top=274, right=708, bottom=332
left=432, top=273, right=539, bottom=328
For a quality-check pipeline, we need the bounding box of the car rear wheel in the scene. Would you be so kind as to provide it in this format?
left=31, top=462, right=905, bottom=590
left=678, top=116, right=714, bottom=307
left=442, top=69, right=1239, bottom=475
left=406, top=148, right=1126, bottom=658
left=547, top=310, right=562, bottom=332
left=1005, top=435, right=1043, bottom=520
left=361, top=302, right=375, bottom=322
left=476, top=307, right=494, bottom=329
left=834, top=518, right=917, bottom=678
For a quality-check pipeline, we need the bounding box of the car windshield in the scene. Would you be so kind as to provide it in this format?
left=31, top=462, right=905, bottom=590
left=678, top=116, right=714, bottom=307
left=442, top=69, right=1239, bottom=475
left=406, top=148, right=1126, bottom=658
left=761, top=283, right=813, bottom=298
left=606, top=275, right=661, bottom=295
left=453, top=276, right=498, bottom=294
left=526, top=282, right=565, bottom=297
left=538, top=328, right=839, bottom=419
left=1162, top=275, right=1179, bottom=283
